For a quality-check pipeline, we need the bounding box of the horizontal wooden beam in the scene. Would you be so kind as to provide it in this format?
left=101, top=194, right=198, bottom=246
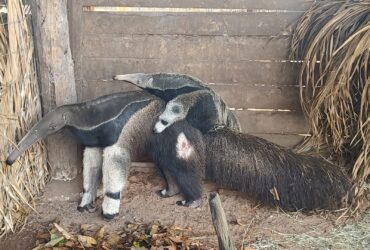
left=235, top=110, right=308, bottom=134
left=83, top=35, right=291, bottom=61
left=81, top=58, right=299, bottom=85
left=79, top=80, right=302, bottom=110
left=79, top=0, right=314, bottom=11
left=83, top=11, right=303, bottom=37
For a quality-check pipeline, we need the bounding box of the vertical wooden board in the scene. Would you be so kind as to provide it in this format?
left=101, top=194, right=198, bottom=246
left=82, top=58, right=299, bottom=85
left=68, top=0, right=84, bottom=79
left=82, top=35, right=291, bottom=61
left=32, top=0, right=79, bottom=180
left=82, top=12, right=303, bottom=36
left=80, top=0, right=314, bottom=11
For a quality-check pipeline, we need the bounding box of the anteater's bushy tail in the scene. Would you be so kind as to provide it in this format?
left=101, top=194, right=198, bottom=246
left=204, top=128, right=353, bottom=211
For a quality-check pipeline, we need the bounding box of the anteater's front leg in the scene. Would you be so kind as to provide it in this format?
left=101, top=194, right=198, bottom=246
left=156, top=168, right=180, bottom=198
left=78, top=147, right=102, bottom=212
left=172, top=166, right=203, bottom=208
left=101, top=145, right=131, bottom=220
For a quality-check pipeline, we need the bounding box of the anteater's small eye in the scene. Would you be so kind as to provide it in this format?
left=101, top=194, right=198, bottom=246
left=172, top=105, right=181, bottom=114
left=160, top=119, right=168, bottom=126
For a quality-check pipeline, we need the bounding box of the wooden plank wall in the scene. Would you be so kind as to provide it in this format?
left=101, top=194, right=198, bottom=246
left=68, top=0, right=314, bottom=148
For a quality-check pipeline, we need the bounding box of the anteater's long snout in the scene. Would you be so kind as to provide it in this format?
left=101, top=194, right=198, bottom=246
left=6, top=132, right=40, bottom=165
left=5, top=157, right=15, bottom=166
left=5, top=108, right=67, bottom=165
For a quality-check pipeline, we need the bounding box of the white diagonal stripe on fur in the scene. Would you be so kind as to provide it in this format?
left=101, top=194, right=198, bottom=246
left=176, top=132, right=194, bottom=160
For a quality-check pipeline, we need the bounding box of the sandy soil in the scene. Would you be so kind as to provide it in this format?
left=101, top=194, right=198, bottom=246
left=0, top=164, right=363, bottom=250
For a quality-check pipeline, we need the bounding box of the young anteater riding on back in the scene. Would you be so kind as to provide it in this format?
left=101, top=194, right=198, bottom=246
left=116, top=72, right=353, bottom=211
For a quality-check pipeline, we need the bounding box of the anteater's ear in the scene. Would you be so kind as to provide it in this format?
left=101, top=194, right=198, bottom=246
left=176, top=132, right=194, bottom=160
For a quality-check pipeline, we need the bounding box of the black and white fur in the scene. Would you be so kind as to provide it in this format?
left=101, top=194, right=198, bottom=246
left=6, top=91, right=166, bottom=220
left=149, top=120, right=353, bottom=211
left=154, top=90, right=222, bottom=133
left=118, top=74, right=353, bottom=211
left=113, top=73, right=241, bottom=133
left=148, top=122, right=206, bottom=207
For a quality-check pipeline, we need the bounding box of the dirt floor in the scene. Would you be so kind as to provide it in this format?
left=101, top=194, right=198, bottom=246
left=0, top=164, right=369, bottom=250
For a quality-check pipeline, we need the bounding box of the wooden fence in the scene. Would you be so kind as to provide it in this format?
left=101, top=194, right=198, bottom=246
left=67, top=0, right=313, bottom=148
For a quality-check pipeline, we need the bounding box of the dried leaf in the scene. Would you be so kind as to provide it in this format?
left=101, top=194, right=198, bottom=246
left=100, top=241, right=112, bottom=250
left=77, top=235, right=97, bottom=247
left=162, top=245, right=176, bottom=250
left=169, top=236, right=183, bottom=244
left=94, top=225, right=106, bottom=241
left=54, top=223, right=72, bottom=240
left=152, top=233, right=167, bottom=240
left=80, top=224, right=98, bottom=236
left=149, top=224, right=159, bottom=235
left=106, top=233, right=121, bottom=246
left=64, top=240, right=76, bottom=248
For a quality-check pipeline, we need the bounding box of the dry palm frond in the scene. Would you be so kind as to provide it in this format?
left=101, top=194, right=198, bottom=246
left=0, top=0, right=48, bottom=237
left=290, top=0, right=370, bottom=198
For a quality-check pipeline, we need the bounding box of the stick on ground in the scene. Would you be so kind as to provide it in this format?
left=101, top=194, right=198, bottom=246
left=208, top=192, right=236, bottom=250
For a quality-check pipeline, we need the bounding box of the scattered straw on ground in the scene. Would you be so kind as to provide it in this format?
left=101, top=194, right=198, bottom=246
left=246, top=212, right=370, bottom=250
left=282, top=213, right=370, bottom=249
left=0, top=0, right=48, bottom=237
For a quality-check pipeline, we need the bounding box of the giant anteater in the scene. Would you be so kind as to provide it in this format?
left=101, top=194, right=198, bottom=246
left=149, top=120, right=352, bottom=211
left=5, top=91, right=166, bottom=219
left=116, top=72, right=353, bottom=211
left=5, top=89, right=239, bottom=220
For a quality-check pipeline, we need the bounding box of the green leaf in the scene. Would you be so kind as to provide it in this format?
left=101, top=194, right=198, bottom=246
left=45, top=236, right=65, bottom=247
left=50, top=233, right=58, bottom=241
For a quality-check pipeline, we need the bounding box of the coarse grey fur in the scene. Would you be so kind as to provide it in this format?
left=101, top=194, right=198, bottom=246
left=114, top=72, right=205, bottom=94
left=113, top=73, right=241, bottom=133
left=140, top=80, right=353, bottom=211
left=5, top=91, right=166, bottom=219
left=150, top=121, right=353, bottom=211
left=154, top=90, right=220, bottom=133
left=6, top=91, right=155, bottom=164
